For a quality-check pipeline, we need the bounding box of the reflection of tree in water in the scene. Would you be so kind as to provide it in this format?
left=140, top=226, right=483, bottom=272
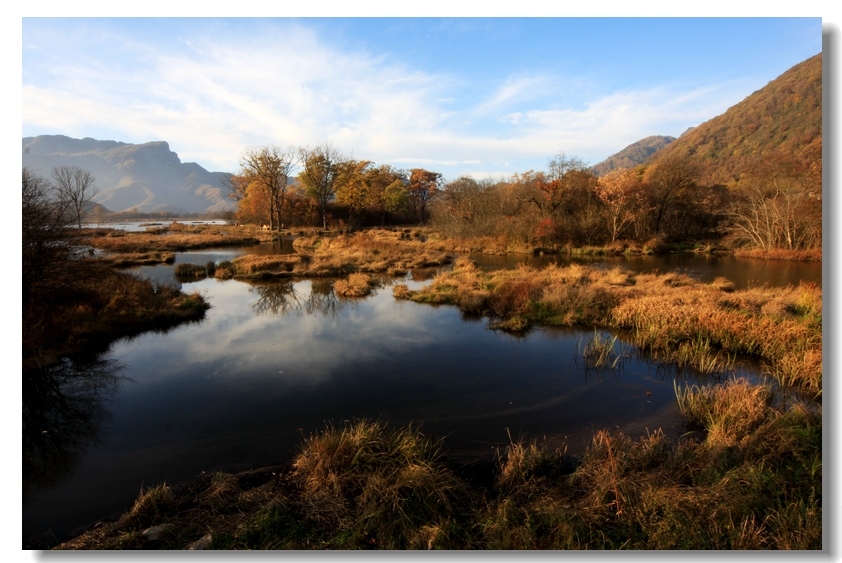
left=249, top=280, right=304, bottom=316
left=23, top=357, right=121, bottom=500
left=249, top=279, right=346, bottom=318
left=306, top=278, right=344, bottom=318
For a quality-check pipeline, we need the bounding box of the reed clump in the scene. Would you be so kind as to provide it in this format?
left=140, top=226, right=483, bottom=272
left=292, top=232, right=453, bottom=277
left=289, top=420, right=467, bottom=549
left=174, top=263, right=208, bottom=280
left=333, top=273, right=377, bottom=297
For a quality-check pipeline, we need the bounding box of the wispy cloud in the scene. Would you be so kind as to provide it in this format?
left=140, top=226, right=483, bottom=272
left=21, top=20, right=774, bottom=177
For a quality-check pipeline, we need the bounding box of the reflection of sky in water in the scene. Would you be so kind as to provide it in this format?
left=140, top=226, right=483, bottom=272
left=24, top=267, right=771, bottom=541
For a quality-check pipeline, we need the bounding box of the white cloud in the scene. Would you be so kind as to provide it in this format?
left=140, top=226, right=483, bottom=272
left=22, top=22, right=763, bottom=177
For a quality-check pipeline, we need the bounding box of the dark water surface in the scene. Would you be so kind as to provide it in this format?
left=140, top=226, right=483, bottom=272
left=22, top=244, right=820, bottom=543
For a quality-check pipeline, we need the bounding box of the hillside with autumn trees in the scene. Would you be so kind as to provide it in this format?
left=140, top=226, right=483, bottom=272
left=646, top=53, right=822, bottom=187
left=188, top=53, right=824, bottom=256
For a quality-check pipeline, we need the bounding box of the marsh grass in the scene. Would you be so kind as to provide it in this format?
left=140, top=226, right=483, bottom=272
left=581, top=331, right=623, bottom=368
left=333, top=273, right=377, bottom=297
left=97, top=251, right=176, bottom=267
left=88, top=229, right=260, bottom=253
left=57, top=394, right=821, bottom=551
left=290, top=420, right=467, bottom=549
left=174, top=263, right=208, bottom=280
left=23, top=261, right=210, bottom=374
left=400, top=260, right=820, bottom=393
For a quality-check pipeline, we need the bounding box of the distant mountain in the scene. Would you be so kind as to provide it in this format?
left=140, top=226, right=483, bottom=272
left=590, top=135, right=676, bottom=176
left=645, top=53, right=822, bottom=185
left=22, top=135, right=235, bottom=214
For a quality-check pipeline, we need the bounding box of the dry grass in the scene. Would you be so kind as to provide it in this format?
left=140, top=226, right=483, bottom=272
left=399, top=259, right=821, bottom=393
left=55, top=394, right=821, bottom=551
left=333, top=273, right=377, bottom=297
left=87, top=227, right=260, bottom=253
left=290, top=420, right=466, bottom=549
left=96, top=251, right=176, bottom=267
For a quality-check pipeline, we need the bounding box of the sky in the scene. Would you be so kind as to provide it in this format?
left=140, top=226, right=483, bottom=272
left=18, top=17, right=826, bottom=182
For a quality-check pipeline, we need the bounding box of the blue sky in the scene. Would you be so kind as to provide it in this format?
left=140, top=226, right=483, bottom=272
left=22, top=17, right=823, bottom=180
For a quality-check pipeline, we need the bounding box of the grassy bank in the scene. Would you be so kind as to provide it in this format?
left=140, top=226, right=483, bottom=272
left=394, top=259, right=822, bottom=395
left=23, top=260, right=210, bottom=374
left=84, top=226, right=260, bottom=253
left=214, top=230, right=452, bottom=280
left=56, top=392, right=821, bottom=550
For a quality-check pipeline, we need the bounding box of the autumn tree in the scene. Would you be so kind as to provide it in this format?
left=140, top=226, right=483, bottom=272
left=236, top=146, right=297, bottom=230
left=299, top=144, right=343, bottom=229
left=594, top=168, right=646, bottom=242
left=408, top=168, right=443, bottom=223
left=23, top=168, right=79, bottom=306
left=51, top=165, right=96, bottom=228
left=431, top=176, right=502, bottom=238
left=364, top=165, right=409, bottom=225
left=335, top=159, right=374, bottom=229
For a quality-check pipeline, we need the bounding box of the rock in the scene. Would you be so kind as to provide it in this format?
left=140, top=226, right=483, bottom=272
left=141, top=523, right=173, bottom=541
left=187, top=533, right=213, bottom=550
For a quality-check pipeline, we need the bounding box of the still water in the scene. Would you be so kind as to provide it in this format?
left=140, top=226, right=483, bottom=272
left=22, top=244, right=820, bottom=544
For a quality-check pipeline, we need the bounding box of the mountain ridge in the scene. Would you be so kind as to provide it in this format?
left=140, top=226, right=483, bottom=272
left=22, top=135, right=234, bottom=214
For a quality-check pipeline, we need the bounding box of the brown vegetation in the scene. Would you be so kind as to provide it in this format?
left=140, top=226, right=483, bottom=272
left=86, top=228, right=260, bottom=253
left=395, top=259, right=821, bottom=394
left=57, top=398, right=821, bottom=550
left=226, top=230, right=452, bottom=280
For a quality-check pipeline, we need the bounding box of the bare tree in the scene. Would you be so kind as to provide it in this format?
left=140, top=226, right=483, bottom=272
left=238, top=146, right=298, bottom=231
left=52, top=165, right=96, bottom=228
left=23, top=168, right=76, bottom=305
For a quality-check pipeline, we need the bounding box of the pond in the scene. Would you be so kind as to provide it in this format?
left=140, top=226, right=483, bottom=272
left=21, top=243, right=820, bottom=545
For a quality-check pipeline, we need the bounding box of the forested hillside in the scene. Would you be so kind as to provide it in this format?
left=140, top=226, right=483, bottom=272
left=645, top=53, right=822, bottom=187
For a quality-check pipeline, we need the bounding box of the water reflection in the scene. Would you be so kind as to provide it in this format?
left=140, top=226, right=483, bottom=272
left=248, top=278, right=347, bottom=318
left=23, top=357, right=121, bottom=501
left=24, top=249, right=807, bottom=543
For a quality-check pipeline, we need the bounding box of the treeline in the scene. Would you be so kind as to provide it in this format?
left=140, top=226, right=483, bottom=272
left=228, top=142, right=820, bottom=252
left=432, top=152, right=821, bottom=251
left=227, top=144, right=442, bottom=231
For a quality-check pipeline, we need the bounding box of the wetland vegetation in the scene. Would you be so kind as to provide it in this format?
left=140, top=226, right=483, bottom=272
left=28, top=222, right=821, bottom=551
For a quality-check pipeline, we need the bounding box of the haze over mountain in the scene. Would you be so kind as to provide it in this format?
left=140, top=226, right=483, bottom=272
left=590, top=135, right=676, bottom=177
left=644, top=52, right=822, bottom=186
left=22, top=135, right=235, bottom=214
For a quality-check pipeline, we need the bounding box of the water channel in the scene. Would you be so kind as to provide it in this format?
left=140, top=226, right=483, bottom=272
left=22, top=235, right=822, bottom=544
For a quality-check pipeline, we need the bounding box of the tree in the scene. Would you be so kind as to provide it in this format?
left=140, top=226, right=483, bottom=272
left=237, top=146, right=297, bottom=231
left=408, top=168, right=442, bottom=223
left=335, top=159, right=373, bottom=230
left=642, top=155, right=699, bottom=237
left=22, top=168, right=77, bottom=306
left=729, top=155, right=821, bottom=250
left=299, top=144, right=343, bottom=229
left=594, top=168, right=646, bottom=243
left=51, top=165, right=96, bottom=228
left=364, top=165, right=408, bottom=225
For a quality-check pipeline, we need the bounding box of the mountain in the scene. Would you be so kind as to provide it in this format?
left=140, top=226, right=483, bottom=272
left=590, top=135, right=676, bottom=176
left=644, top=53, right=822, bottom=186
left=22, top=135, right=235, bottom=214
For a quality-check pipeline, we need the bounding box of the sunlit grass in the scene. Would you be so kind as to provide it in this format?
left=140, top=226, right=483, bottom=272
left=399, top=260, right=821, bottom=394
